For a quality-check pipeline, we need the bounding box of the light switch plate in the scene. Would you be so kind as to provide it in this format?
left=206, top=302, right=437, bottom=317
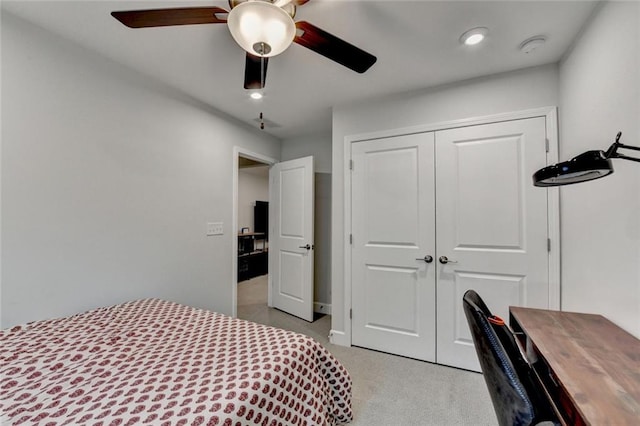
left=207, top=222, right=223, bottom=236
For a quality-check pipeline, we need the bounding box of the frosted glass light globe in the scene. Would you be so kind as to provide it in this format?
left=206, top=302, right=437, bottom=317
left=227, top=1, right=296, bottom=57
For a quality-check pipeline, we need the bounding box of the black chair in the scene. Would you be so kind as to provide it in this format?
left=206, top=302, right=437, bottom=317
left=463, top=290, right=559, bottom=426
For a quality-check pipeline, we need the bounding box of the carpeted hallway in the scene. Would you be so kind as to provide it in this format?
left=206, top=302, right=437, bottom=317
left=237, top=275, right=497, bottom=425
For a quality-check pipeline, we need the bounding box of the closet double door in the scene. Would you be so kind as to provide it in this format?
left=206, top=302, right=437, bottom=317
left=350, top=117, right=550, bottom=371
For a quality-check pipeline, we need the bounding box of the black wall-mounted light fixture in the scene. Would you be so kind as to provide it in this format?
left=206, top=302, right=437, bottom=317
left=533, top=132, right=640, bottom=187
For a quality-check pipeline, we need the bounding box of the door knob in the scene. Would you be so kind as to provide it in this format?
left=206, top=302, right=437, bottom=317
left=415, top=255, right=434, bottom=263
left=298, top=244, right=311, bottom=250
left=439, top=256, right=458, bottom=264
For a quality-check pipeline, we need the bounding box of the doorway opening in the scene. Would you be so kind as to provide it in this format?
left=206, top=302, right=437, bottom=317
left=233, top=150, right=321, bottom=324
left=232, top=148, right=276, bottom=319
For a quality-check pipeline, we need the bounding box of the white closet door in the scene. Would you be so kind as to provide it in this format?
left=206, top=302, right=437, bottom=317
left=435, top=117, right=549, bottom=371
left=351, top=132, right=436, bottom=361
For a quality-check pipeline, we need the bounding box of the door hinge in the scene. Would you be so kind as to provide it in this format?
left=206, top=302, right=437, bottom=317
left=349, top=234, right=353, bottom=245
left=350, top=309, right=352, bottom=319
left=547, top=238, right=551, bottom=252
left=545, top=138, right=550, bottom=153
left=349, top=159, right=354, bottom=171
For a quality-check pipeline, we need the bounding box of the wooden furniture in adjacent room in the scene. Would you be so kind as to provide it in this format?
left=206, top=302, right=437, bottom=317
left=509, top=306, right=640, bottom=425
left=237, top=232, right=267, bottom=282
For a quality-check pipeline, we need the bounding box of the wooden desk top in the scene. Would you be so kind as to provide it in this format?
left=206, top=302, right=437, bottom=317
left=510, top=307, right=640, bottom=425
left=238, top=232, right=265, bottom=237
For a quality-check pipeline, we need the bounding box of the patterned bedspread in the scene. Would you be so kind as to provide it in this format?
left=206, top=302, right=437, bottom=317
left=0, top=299, right=352, bottom=425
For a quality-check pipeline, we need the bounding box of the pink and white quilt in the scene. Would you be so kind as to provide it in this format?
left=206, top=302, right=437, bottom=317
left=0, top=299, right=352, bottom=425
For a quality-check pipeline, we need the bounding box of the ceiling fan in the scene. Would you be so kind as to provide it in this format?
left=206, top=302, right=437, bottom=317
left=111, top=0, right=377, bottom=90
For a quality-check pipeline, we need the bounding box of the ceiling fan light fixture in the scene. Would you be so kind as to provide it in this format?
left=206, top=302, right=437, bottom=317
left=227, top=1, right=296, bottom=57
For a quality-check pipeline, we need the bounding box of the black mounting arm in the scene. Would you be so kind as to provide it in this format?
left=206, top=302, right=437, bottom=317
left=604, top=132, right=640, bottom=162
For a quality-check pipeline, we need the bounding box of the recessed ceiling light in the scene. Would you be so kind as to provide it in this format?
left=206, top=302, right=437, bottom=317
left=250, top=92, right=263, bottom=100
left=519, top=36, right=546, bottom=54
left=460, top=27, right=489, bottom=46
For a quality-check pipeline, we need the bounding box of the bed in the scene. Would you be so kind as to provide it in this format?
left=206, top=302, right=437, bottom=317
left=0, top=299, right=352, bottom=426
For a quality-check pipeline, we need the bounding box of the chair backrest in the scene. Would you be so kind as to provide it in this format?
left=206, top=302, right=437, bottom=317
left=463, top=290, right=558, bottom=426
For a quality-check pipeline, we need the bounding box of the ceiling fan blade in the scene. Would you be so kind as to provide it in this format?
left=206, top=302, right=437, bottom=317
left=244, top=54, right=269, bottom=90
left=111, top=7, right=228, bottom=28
left=294, top=21, right=376, bottom=73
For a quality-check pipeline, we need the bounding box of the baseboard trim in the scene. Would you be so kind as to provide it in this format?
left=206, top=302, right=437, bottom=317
left=314, top=302, right=331, bottom=315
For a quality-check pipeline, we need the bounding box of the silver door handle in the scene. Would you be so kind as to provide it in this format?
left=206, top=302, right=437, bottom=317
left=415, top=255, right=433, bottom=263
left=298, top=244, right=311, bottom=250
left=439, top=256, right=458, bottom=264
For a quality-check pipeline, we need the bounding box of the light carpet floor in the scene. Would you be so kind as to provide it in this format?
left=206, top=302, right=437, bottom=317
left=237, top=275, right=497, bottom=426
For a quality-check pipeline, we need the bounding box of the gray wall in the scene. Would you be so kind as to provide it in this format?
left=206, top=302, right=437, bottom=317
left=281, top=133, right=332, bottom=173
left=238, top=168, right=269, bottom=234
left=314, top=173, right=332, bottom=308
left=1, top=13, right=281, bottom=327
left=331, top=64, right=561, bottom=343
left=558, top=1, right=639, bottom=336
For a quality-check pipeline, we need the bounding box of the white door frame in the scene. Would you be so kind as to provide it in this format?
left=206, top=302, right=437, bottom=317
left=232, top=146, right=277, bottom=318
left=340, top=106, right=560, bottom=346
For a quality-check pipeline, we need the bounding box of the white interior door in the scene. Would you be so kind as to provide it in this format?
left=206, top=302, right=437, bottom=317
left=269, top=156, right=315, bottom=322
left=351, top=133, right=437, bottom=361
left=435, top=117, right=549, bottom=371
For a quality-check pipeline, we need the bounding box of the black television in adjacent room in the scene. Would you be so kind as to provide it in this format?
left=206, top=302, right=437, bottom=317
left=254, top=201, right=268, bottom=240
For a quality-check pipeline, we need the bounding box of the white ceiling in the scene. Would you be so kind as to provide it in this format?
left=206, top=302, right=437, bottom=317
left=2, top=0, right=599, bottom=140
